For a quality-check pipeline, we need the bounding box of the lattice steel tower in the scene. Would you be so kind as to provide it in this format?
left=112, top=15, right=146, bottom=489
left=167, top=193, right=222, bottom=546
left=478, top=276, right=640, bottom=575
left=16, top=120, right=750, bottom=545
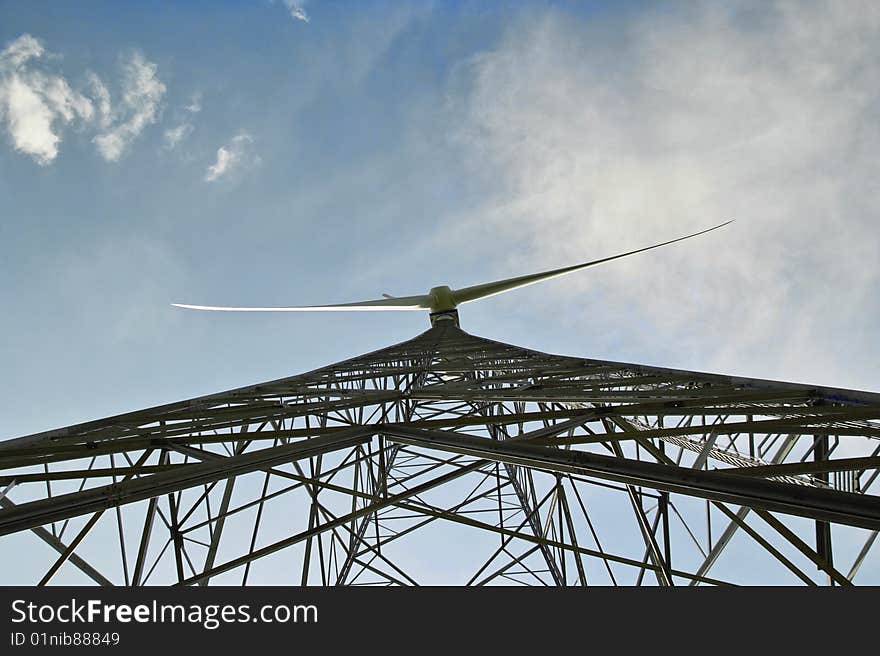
left=2, top=225, right=879, bottom=585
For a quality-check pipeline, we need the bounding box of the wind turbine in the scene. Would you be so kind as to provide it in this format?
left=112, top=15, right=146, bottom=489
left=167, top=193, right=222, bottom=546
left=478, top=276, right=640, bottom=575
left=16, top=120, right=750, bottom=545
left=172, top=220, right=733, bottom=326
left=6, top=216, right=880, bottom=587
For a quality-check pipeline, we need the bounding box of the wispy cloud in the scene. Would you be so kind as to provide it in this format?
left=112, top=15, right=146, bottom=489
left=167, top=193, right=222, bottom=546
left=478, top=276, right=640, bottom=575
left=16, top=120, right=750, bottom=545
left=0, top=34, right=167, bottom=164
left=447, top=1, right=880, bottom=388
left=0, top=35, right=94, bottom=165
left=87, top=72, right=111, bottom=128
left=283, top=0, right=310, bottom=23
left=163, top=123, right=192, bottom=149
left=204, top=133, right=258, bottom=182
left=92, top=52, right=166, bottom=161
left=184, top=91, right=201, bottom=114
left=162, top=93, right=201, bottom=150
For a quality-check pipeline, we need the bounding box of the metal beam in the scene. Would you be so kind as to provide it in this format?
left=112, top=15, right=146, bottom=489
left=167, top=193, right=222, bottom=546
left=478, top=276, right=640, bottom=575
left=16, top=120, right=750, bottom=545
left=0, top=427, right=373, bottom=536
left=381, top=425, right=880, bottom=530
left=0, top=497, right=112, bottom=586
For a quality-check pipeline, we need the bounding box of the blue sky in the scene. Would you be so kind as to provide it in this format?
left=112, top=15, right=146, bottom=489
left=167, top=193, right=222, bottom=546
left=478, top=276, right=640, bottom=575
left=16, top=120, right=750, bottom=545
left=2, top=0, right=878, bottom=440
left=0, top=0, right=660, bottom=439
left=1, top=0, right=879, bottom=584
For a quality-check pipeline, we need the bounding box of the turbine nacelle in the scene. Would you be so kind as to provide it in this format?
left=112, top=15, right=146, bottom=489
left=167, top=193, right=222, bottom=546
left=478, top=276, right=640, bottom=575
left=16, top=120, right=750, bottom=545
left=427, top=285, right=459, bottom=327
left=428, top=285, right=456, bottom=312
left=172, top=221, right=733, bottom=327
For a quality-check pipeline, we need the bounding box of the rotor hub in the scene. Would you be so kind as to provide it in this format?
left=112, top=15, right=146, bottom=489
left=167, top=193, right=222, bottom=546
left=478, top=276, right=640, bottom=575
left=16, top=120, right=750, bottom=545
left=428, top=285, right=457, bottom=313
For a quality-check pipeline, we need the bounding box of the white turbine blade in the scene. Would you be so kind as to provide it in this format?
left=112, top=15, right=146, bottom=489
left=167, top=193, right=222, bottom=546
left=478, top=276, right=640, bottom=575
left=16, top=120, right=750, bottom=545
left=452, top=220, right=733, bottom=305
left=172, top=294, right=431, bottom=312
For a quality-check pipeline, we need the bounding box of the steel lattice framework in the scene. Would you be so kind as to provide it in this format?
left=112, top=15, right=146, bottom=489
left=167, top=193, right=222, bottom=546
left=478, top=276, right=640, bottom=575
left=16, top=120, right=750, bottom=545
left=1, top=322, right=879, bottom=585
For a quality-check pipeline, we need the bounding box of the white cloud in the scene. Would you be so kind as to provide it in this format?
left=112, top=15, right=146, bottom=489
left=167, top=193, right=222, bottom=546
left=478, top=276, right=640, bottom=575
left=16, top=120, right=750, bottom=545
left=0, top=34, right=94, bottom=165
left=1, top=33, right=42, bottom=68
left=163, top=123, right=192, bottom=149
left=162, top=93, right=201, bottom=150
left=93, top=52, right=166, bottom=161
left=283, top=1, right=309, bottom=23
left=0, top=35, right=167, bottom=164
left=185, top=92, right=201, bottom=114
left=447, top=1, right=880, bottom=388
left=87, top=72, right=111, bottom=129
left=204, top=133, right=258, bottom=182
